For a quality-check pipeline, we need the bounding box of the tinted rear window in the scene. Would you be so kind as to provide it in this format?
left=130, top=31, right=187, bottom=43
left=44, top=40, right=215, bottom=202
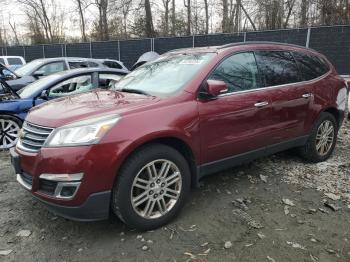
left=293, top=52, right=330, bottom=81
left=0, top=58, right=4, bottom=64
left=7, top=58, right=23, bottom=65
left=103, top=61, right=122, bottom=69
left=255, top=51, right=299, bottom=87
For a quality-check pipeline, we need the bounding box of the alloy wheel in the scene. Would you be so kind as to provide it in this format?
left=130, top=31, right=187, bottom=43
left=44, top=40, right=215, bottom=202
left=0, top=118, right=20, bottom=149
left=315, top=120, right=335, bottom=156
left=131, top=159, right=182, bottom=219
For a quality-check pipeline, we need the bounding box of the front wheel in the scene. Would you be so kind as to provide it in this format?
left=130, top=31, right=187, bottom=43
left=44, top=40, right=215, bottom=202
left=0, top=115, right=22, bottom=150
left=112, top=144, right=191, bottom=230
left=298, top=112, right=338, bottom=162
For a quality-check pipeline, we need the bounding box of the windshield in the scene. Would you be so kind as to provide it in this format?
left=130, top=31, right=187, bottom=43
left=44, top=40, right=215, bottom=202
left=113, top=53, right=215, bottom=96
left=19, top=74, right=61, bottom=98
left=15, top=60, right=45, bottom=77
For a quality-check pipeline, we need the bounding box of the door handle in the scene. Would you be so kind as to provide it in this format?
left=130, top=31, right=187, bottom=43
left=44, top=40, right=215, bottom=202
left=302, top=93, right=313, bottom=99
left=254, top=101, right=269, bottom=108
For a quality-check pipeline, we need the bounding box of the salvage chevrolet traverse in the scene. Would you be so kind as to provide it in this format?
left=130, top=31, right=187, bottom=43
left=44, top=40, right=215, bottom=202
left=11, top=42, right=347, bottom=230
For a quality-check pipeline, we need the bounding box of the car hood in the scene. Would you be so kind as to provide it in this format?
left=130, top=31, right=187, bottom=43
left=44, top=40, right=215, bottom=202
left=26, top=89, right=161, bottom=127
left=0, top=93, right=19, bottom=102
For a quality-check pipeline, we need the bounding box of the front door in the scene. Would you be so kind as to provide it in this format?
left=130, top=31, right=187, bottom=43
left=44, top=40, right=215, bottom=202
left=198, top=52, right=274, bottom=165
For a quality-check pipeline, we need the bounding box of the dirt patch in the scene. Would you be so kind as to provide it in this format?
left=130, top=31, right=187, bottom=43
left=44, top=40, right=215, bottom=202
left=0, top=121, right=350, bottom=262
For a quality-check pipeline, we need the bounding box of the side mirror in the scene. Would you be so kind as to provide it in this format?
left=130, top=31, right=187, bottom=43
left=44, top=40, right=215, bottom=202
left=206, top=80, right=228, bottom=97
left=33, top=70, right=45, bottom=78
left=40, top=90, right=49, bottom=100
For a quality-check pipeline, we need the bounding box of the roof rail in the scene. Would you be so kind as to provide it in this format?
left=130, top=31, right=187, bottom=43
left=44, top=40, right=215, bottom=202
left=217, top=41, right=315, bottom=51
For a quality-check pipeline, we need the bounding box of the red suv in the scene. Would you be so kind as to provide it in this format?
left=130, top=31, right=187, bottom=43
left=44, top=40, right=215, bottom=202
left=10, top=42, right=348, bottom=230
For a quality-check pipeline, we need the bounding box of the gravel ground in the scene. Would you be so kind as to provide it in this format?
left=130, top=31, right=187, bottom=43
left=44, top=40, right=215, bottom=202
left=0, top=120, right=349, bottom=262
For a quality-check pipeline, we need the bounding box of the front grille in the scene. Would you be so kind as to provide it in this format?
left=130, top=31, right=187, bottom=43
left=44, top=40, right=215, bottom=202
left=18, top=122, right=54, bottom=152
left=20, top=172, right=33, bottom=186
left=38, top=179, right=57, bottom=195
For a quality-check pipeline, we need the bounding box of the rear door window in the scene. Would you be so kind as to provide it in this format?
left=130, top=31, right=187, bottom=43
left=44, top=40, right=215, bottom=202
left=255, top=51, right=300, bottom=87
left=103, top=61, right=122, bottom=69
left=69, top=61, right=89, bottom=69
left=292, top=52, right=330, bottom=81
left=37, top=62, right=65, bottom=76
left=7, top=58, right=23, bottom=65
left=208, top=52, right=260, bottom=94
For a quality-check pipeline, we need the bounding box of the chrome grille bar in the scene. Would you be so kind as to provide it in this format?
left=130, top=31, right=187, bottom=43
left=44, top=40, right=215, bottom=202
left=17, top=121, right=54, bottom=152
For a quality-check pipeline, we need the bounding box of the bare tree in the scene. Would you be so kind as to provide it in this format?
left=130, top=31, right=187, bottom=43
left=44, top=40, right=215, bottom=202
left=203, top=0, right=209, bottom=34
left=93, top=0, right=109, bottom=40
left=222, top=0, right=229, bottom=33
left=75, top=0, right=88, bottom=42
left=8, top=20, right=20, bottom=45
left=162, top=0, right=171, bottom=35
left=184, top=0, right=191, bottom=35
left=144, top=0, right=155, bottom=37
left=171, top=0, right=176, bottom=35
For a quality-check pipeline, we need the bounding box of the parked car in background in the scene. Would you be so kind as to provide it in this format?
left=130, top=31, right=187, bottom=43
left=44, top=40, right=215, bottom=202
left=0, top=56, right=26, bottom=71
left=131, top=51, right=160, bottom=70
left=10, top=42, right=347, bottom=230
left=0, top=63, right=18, bottom=81
left=7, top=57, right=129, bottom=92
left=0, top=67, right=128, bottom=149
left=98, top=59, right=128, bottom=71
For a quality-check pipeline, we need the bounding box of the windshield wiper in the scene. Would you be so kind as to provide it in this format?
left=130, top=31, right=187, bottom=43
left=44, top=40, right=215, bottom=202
left=118, top=88, right=151, bottom=96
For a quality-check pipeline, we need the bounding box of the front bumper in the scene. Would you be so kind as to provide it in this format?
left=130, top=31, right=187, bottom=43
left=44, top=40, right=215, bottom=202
left=10, top=147, right=113, bottom=221
left=33, top=190, right=111, bottom=221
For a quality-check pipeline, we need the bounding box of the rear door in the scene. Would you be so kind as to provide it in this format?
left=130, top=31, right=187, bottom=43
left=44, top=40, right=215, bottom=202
left=255, top=51, right=312, bottom=144
left=198, top=52, right=274, bottom=164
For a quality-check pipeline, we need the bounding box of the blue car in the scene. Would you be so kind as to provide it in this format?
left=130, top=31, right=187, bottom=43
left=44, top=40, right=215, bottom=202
left=0, top=67, right=128, bottom=149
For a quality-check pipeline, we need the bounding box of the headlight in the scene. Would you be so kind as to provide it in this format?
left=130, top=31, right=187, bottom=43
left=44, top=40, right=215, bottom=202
left=44, top=114, right=120, bottom=147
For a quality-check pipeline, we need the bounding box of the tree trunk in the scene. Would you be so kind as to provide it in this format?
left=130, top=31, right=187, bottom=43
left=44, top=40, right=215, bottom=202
left=163, top=0, right=170, bottom=36
left=284, top=0, right=296, bottom=28
left=204, top=0, right=209, bottom=34
left=76, top=0, right=87, bottom=42
left=184, top=0, right=191, bottom=35
left=222, top=0, right=228, bottom=33
left=300, top=0, right=308, bottom=27
left=240, top=1, right=256, bottom=31
left=144, top=0, right=155, bottom=37
left=171, top=0, right=175, bottom=35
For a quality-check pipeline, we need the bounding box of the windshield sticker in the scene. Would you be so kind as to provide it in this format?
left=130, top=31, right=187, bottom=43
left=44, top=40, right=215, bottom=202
left=179, top=60, right=204, bottom=65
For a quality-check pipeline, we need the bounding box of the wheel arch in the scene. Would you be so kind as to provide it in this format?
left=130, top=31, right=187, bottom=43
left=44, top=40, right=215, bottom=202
left=0, top=112, right=24, bottom=124
left=115, top=135, right=199, bottom=189
left=323, top=107, right=341, bottom=128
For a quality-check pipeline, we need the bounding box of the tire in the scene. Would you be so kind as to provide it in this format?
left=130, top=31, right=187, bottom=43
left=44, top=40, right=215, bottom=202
left=298, top=112, right=338, bottom=162
left=111, top=143, right=191, bottom=231
left=0, top=115, right=22, bottom=150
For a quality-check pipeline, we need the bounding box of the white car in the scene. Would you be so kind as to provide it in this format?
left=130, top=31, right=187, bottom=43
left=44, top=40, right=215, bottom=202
left=0, top=56, right=26, bottom=71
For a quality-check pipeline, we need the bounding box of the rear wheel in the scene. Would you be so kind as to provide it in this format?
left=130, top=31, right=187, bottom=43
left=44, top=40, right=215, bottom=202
left=0, top=115, right=22, bottom=150
left=112, top=144, right=191, bottom=230
left=298, top=112, right=337, bottom=162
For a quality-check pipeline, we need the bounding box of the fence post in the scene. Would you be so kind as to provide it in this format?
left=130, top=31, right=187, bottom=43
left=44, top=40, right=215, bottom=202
left=23, top=46, right=26, bottom=61
left=244, top=32, right=247, bottom=42
left=192, top=35, right=195, bottom=48
left=64, top=44, right=67, bottom=57
left=42, top=45, right=45, bottom=58
left=4, top=45, right=7, bottom=56
left=117, top=40, right=121, bottom=61
left=89, top=41, right=93, bottom=58
left=306, top=27, right=311, bottom=48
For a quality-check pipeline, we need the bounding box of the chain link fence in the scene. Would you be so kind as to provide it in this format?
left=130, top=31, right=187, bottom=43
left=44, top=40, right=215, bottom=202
left=1, top=25, right=349, bottom=75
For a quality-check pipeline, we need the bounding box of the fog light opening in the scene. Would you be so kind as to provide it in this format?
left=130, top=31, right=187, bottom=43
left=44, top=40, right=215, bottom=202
left=60, top=186, right=78, bottom=197
left=54, top=181, right=81, bottom=199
